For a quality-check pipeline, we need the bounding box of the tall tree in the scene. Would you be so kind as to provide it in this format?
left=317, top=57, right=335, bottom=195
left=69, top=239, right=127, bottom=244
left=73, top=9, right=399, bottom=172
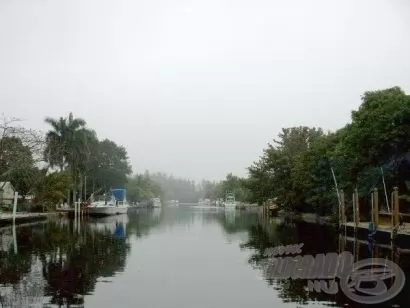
left=44, top=113, right=89, bottom=204
left=86, top=139, right=132, bottom=193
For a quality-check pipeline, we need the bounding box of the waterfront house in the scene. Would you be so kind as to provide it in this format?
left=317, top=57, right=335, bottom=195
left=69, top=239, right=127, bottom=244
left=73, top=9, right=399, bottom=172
left=0, top=182, right=15, bottom=206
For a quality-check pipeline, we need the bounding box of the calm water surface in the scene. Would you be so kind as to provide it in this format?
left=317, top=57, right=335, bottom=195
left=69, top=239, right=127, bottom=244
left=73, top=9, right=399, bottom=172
left=1, top=206, right=409, bottom=307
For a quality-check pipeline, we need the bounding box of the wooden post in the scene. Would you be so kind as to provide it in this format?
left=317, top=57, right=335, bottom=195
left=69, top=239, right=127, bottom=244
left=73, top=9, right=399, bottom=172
left=338, top=234, right=342, bottom=254
left=355, top=236, right=359, bottom=264
left=391, top=187, right=399, bottom=240
left=338, top=191, right=342, bottom=228
left=394, top=187, right=399, bottom=226
left=373, top=188, right=379, bottom=229
left=391, top=190, right=395, bottom=235
left=355, top=188, right=360, bottom=228
left=74, top=198, right=77, bottom=221
left=353, top=191, right=356, bottom=231
left=12, top=191, right=18, bottom=223
left=266, top=200, right=269, bottom=217
left=340, top=189, right=345, bottom=225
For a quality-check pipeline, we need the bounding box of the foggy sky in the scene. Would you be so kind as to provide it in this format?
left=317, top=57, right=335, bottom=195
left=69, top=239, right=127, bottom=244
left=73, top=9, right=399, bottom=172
left=1, top=0, right=410, bottom=182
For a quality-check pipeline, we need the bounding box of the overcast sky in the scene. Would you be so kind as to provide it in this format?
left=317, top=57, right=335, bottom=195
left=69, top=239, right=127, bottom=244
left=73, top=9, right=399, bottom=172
left=1, top=0, right=410, bottom=182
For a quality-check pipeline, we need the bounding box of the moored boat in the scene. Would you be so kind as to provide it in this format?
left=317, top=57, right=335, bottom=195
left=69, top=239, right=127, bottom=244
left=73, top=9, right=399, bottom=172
left=224, top=192, right=236, bottom=209
left=167, top=199, right=179, bottom=207
left=87, top=189, right=129, bottom=216
left=152, top=197, right=162, bottom=208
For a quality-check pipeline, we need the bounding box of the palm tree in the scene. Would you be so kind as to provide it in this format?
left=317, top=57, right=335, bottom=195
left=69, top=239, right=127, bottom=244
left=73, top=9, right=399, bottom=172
left=44, top=113, right=90, bottom=205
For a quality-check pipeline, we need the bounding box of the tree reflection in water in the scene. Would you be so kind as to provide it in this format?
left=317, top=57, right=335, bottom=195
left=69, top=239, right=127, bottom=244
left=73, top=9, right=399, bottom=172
left=0, top=218, right=131, bottom=307
left=1, top=209, right=410, bottom=307
left=238, top=214, right=410, bottom=307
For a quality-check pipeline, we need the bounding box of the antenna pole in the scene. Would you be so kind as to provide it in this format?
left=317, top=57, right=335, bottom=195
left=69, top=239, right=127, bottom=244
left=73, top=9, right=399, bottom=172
left=380, top=167, right=390, bottom=212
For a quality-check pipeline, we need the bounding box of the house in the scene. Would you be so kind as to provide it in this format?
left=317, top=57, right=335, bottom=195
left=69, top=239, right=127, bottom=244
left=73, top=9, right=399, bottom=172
left=0, top=182, right=15, bottom=205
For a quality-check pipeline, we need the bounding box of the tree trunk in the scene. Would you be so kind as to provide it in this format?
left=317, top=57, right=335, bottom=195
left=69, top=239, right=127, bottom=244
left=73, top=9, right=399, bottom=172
left=84, top=174, right=86, bottom=201
left=73, top=176, right=77, bottom=207
left=79, top=173, right=83, bottom=202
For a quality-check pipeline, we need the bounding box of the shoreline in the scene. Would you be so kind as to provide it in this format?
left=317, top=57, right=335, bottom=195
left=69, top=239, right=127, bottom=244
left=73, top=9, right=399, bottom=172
left=0, top=212, right=57, bottom=227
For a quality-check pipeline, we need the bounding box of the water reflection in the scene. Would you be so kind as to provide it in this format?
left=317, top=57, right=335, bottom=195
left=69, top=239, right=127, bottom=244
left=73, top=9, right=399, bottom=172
left=0, top=207, right=409, bottom=307
left=0, top=213, right=140, bottom=307
left=240, top=217, right=410, bottom=307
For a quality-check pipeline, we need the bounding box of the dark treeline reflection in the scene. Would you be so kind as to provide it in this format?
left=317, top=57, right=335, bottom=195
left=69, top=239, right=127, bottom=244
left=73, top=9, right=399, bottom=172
left=0, top=209, right=167, bottom=307
left=2, top=208, right=410, bottom=307
left=0, top=217, right=133, bottom=307
left=239, top=216, right=410, bottom=308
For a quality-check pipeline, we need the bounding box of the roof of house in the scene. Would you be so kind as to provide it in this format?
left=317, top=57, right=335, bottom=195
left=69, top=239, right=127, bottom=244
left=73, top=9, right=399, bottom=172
left=0, top=182, right=15, bottom=190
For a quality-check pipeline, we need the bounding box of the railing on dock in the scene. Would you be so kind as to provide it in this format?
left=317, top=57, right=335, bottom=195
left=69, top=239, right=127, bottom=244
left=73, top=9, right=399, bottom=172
left=339, top=186, right=408, bottom=241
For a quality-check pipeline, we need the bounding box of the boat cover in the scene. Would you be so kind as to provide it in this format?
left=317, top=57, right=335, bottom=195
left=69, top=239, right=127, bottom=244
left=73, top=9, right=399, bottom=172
left=111, top=189, right=126, bottom=201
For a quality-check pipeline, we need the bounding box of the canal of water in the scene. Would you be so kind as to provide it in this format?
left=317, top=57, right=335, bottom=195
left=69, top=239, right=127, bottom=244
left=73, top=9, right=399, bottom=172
left=0, top=206, right=409, bottom=307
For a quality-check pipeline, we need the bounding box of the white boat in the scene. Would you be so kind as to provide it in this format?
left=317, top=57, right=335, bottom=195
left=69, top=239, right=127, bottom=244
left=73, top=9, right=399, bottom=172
left=168, top=200, right=179, bottom=207
left=87, top=189, right=129, bottom=216
left=152, top=197, right=162, bottom=208
left=224, top=192, right=236, bottom=209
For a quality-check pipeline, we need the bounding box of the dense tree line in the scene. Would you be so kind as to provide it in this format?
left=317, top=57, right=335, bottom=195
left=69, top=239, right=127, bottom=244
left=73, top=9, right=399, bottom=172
left=0, top=113, right=132, bottom=209
left=3, top=86, right=409, bottom=213
left=126, top=171, right=251, bottom=204
left=44, top=113, right=133, bottom=205
left=126, top=172, right=163, bottom=203
left=244, top=87, right=410, bottom=215
left=148, top=172, right=200, bottom=203
left=200, top=174, right=252, bottom=202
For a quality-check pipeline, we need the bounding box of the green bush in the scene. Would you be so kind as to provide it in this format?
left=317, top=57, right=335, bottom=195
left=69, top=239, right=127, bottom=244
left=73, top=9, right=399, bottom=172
left=28, top=204, right=45, bottom=213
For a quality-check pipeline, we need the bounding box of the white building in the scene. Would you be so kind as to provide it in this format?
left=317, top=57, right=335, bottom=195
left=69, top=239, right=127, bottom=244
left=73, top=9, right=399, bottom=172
left=0, top=181, right=15, bottom=205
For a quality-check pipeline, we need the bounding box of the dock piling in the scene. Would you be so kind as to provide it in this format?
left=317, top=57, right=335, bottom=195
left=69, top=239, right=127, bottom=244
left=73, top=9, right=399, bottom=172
left=12, top=191, right=18, bottom=223
left=353, top=188, right=360, bottom=231
left=373, top=188, right=379, bottom=229
left=390, top=187, right=400, bottom=240
left=355, top=188, right=360, bottom=226
left=340, top=189, right=345, bottom=226
left=394, top=187, right=399, bottom=225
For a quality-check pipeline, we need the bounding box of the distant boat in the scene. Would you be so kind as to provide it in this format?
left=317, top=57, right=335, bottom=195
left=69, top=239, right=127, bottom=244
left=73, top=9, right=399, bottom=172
left=152, top=197, right=162, bottom=208
left=168, top=200, right=179, bottom=207
left=87, top=189, right=129, bottom=216
left=224, top=192, right=236, bottom=209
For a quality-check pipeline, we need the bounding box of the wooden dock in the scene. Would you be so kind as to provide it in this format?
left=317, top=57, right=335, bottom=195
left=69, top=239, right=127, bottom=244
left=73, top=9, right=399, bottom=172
left=339, top=186, right=410, bottom=245
left=0, top=212, right=55, bottom=227
left=261, top=199, right=279, bottom=217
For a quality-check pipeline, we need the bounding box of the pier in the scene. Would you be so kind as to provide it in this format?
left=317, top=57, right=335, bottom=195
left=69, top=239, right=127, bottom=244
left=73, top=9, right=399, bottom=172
left=0, top=212, right=54, bottom=227
left=339, top=187, right=410, bottom=244
left=261, top=199, right=279, bottom=217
